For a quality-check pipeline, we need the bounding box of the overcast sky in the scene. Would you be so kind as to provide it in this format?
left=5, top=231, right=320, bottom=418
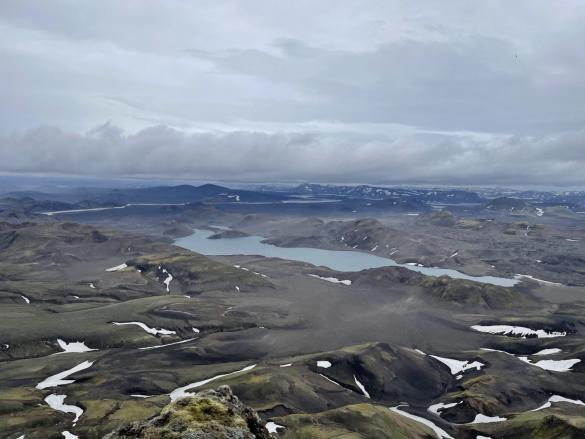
left=1, top=1, right=585, bottom=186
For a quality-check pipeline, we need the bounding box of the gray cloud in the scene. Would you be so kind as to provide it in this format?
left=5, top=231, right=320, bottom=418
left=1, top=1, right=585, bottom=186
left=1, top=123, right=584, bottom=186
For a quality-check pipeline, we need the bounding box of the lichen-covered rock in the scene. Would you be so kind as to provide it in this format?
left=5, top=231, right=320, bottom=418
left=104, top=386, right=272, bottom=439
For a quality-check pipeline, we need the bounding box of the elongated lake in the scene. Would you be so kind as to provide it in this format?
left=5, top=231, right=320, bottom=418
left=175, top=229, right=518, bottom=287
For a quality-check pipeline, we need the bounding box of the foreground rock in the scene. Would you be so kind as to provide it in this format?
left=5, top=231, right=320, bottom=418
left=105, top=386, right=271, bottom=439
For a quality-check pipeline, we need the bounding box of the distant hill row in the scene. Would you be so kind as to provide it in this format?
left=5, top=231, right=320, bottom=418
left=2, top=182, right=585, bottom=217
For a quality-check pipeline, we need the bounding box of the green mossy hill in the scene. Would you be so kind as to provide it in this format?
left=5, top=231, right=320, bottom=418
left=0, top=221, right=160, bottom=264
left=128, top=251, right=270, bottom=292
left=419, top=276, right=537, bottom=309
left=334, top=218, right=390, bottom=246
left=306, top=343, right=452, bottom=404
left=276, top=403, right=438, bottom=439
left=105, top=386, right=271, bottom=439
left=214, top=342, right=451, bottom=418
left=504, top=413, right=585, bottom=438
left=470, top=407, right=585, bottom=439
left=446, top=374, right=540, bottom=424
left=427, top=210, right=456, bottom=227
left=350, top=266, right=422, bottom=288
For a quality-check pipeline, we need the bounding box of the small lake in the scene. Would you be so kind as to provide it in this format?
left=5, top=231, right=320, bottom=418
left=175, top=229, right=518, bottom=286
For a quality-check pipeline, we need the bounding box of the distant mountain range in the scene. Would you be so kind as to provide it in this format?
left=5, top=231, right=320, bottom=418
left=3, top=182, right=585, bottom=217
left=91, top=183, right=287, bottom=204
left=3, top=184, right=288, bottom=207
left=290, top=183, right=485, bottom=204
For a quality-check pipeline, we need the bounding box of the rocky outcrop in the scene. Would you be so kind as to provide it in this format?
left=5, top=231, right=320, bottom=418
left=104, top=386, right=272, bottom=439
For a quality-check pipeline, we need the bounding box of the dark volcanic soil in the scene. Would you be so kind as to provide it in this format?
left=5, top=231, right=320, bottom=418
left=1, top=206, right=585, bottom=438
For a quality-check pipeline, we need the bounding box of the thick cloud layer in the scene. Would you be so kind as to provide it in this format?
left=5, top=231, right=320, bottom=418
left=2, top=123, right=584, bottom=186
left=1, top=1, right=585, bottom=185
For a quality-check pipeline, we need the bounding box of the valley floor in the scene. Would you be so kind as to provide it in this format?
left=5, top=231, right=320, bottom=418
left=1, top=205, right=585, bottom=438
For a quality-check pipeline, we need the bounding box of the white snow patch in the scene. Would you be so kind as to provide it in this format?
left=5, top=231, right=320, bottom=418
left=43, top=206, right=126, bottom=216
left=139, top=337, right=197, bottom=350
left=89, top=283, right=96, bottom=289
left=428, top=401, right=462, bottom=416
left=518, top=357, right=580, bottom=372
left=45, top=394, right=84, bottom=424
left=468, top=414, right=507, bottom=424
left=192, top=327, right=200, bottom=333
left=371, top=245, right=378, bottom=252
left=130, top=394, right=151, bottom=398
left=62, top=432, right=79, bottom=439
left=20, top=295, right=30, bottom=304
left=430, top=355, right=484, bottom=375
left=390, top=405, right=454, bottom=439
left=112, top=321, right=176, bottom=336
left=531, top=395, right=585, bottom=411
left=534, top=348, right=562, bottom=356
left=566, top=238, right=579, bottom=242
left=536, top=208, right=544, bottom=217
left=480, top=348, right=512, bottom=355
left=353, top=375, right=371, bottom=398
left=481, top=348, right=578, bottom=372
left=319, top=373, right=342, bottom=387
left=266, top=421, right=286, bottom=434
left=316, top=360, right=332, bottom=368
left=308, top=274, right=351, bottom=285
left=471, top=325, right=566, bottom=339
left=36, top=361, right=94, bottom=390
left=235, top=285, right=240, bottom=292
left=105, top=263, right=127, bottom=272
left=449, top=251, right=459, bottom=258
left=161, top=268, right=173, bottom=292
left=57, top=339, right=95, bottom=354
left=170, top=364, right=256, bottom=401
left=279, top=363, right=292, bottom=368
